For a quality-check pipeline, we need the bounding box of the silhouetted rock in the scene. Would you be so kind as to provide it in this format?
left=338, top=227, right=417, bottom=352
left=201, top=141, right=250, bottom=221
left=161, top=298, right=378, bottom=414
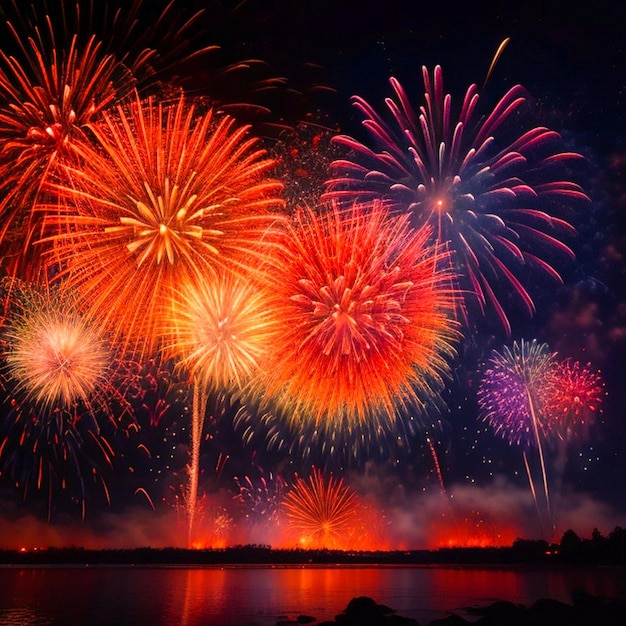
left=332, top=596, right=419, bottom=626
left=432, top=592, right=626, bottom=626
left=427, top=615, right=470, bottom=626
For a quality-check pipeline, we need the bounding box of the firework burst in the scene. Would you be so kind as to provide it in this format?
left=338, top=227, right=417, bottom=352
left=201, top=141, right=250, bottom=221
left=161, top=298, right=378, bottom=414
left=0, top=279, right=137, bottom=519
left=257, top=201, right=458, bottom=443
left=161, top=271, right=280, bottom=391
left=477, top=339, right=557, bottom=448
left=325, top=65, right=589, bottom=333
left=547, top=359, right=605, bottom=443
left=282, top=467, right=359, bottom=549
left=40, top=93, right=285, bottom=358
left=477, top=339, right=559, bottom=536
left=0, top=24, right=132, bottom=278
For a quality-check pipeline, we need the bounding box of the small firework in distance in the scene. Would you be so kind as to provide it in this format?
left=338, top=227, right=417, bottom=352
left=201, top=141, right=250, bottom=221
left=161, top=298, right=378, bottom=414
left=258, top=201, right=458, bottom=440
left=2, top=280, right=109, bottom=412
left=477, top=339, right=557, bottom=448
left=282, top=467, right=359, bottom=549
left=547, top=359, right=605, bottom=443
left=325, top=65, right=589, bottom=334
left=41, top=93, right=285, bottom=358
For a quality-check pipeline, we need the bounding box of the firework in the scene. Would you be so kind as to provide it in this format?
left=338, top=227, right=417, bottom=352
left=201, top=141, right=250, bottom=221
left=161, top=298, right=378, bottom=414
left=325, top=65, right=588, bottom=333
left=235, top=470, right=287, bottom=522
left=282, top=467, right=359, bottom=549
left=40, top=93, right=285, bottom=358
left=477, top=340, right=557, bottom=448
left=547, top=359, right=605, bottom=443
left=257, top=201, right=458, bottom=445
left=477, top=339, right=557, bottom=536
left=0, top=0, right=228, bottom=279
left=0, top=279, right=137, bottom=519
left=162, top=271, right=280, bottom=391
left=0, top=27, right=132, bottom=278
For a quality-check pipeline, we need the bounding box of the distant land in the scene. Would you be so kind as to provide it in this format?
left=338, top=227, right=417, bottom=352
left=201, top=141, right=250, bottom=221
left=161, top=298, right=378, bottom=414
left=2, top=527, right=625, bottom=566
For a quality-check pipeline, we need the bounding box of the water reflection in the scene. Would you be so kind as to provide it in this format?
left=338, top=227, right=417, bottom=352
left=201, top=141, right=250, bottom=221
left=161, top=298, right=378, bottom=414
left=0, top=565, right=623, bottom=626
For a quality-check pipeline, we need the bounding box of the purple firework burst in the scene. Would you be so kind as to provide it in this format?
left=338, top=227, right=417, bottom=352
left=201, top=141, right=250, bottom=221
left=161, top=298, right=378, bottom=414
left=325, top=65, right=589, bottom=333
left=477, top=339, right=557, bottom=448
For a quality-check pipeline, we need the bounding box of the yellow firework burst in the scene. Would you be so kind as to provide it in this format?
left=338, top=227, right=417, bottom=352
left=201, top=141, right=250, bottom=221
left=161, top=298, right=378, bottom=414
left=162, top=272, right=280, bottom=390
left=41, top=93, right=285, bottom=357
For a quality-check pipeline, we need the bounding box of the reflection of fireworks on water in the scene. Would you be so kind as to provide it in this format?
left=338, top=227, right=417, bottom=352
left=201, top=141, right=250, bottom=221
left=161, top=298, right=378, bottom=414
left=0, top=279, right=137, bottom=519
left=283, top=467, right=359, bottom=549
left=547, top=359, right=605, bottom=443
left=325, top=64, right=588, bottom=333
left=257, top=202, right=458, bottom=453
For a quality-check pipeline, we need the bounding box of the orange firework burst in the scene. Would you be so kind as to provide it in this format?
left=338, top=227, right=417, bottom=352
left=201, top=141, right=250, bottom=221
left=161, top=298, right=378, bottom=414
left=41, top=93, right=285, bottom=358
left=162, top=271, right=280, bottom=391
left=259, top=201, right=459, bottom=434
left=283, top=467, right=359, bottom=549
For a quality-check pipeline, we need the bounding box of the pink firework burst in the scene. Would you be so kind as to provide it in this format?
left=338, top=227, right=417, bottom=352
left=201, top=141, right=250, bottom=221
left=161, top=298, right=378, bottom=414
left=325, top=65, right=589, bottom=334
left=546, top=359, right=605, bottom=443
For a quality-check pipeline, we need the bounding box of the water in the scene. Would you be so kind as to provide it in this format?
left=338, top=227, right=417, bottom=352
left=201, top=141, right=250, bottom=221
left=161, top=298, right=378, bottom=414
left=0, top=564, right=623, bottom=626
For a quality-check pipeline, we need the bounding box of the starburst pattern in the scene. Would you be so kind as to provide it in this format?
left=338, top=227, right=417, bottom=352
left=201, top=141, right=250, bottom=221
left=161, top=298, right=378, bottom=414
left=477, top=339, right=557, bottom=448
left=258, top=201, right=458, bottom=436
left=0, top=23, right=133, bottom=278
left=41, top=93, right=285, bottom=358
left=282, top=467, right=359, bottom=549
left=547, top=359, right=604, bottom=443
left=162, top=271, right=280, bottom=391
left=325, top=65, right=589, bottom=333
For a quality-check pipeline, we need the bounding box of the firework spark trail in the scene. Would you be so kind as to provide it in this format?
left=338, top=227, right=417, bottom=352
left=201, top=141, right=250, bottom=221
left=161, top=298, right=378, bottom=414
left=257, top=201, right=459, bottom=454
left=282, top=467, right=359, bottom=549
left=324, top=64, right=589, bottom=334
left=477, top=339, right=558, bottom=536
left=161, top=271, right=281, bottom=544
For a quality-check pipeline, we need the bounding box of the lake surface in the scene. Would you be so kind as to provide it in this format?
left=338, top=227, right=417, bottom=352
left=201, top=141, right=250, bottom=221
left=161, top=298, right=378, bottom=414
left=0, top=564, right=624, bottom=625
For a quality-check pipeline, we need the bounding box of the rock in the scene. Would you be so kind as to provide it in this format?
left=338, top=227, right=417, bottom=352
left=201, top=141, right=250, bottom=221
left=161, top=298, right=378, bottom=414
left=334, top=596, right=418, bottom=626
left=427, top=615, right=471, bottom=626
left=296, top=616, right=316, bottom=624
left=528, top=597, right=578, bottom=626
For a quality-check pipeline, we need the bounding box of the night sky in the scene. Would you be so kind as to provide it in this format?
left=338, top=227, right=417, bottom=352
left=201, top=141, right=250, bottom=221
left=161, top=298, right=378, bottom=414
left=0, top=0, right=624, bottom=550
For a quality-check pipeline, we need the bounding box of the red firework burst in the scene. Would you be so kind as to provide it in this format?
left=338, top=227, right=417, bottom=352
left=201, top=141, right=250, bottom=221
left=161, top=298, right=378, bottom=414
left=258, top=201, right=459, bottom=434
left=547, top=359, right=605, bottom=442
